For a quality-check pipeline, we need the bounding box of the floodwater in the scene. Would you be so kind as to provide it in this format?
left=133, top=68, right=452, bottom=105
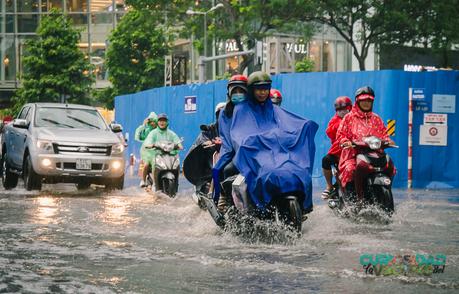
left=0, top=181, right=458, bottom=293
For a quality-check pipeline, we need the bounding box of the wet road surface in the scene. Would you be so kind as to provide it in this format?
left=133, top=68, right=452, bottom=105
left=0, top=178, right=458, bottom=293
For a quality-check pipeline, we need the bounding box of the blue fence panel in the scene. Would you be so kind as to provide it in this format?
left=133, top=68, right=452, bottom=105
left=115, top=70, right=459, bottom=189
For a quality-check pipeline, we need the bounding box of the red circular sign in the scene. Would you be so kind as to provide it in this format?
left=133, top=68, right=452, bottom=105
left=429, top=127, right=438, bottom=136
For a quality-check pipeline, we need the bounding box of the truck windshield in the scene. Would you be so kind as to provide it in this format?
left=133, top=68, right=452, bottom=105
left=35, top=107, right=108, bottom=130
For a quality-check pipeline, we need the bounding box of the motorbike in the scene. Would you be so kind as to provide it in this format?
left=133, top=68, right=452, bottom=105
left=145, top=140, right=181, bottom=197
left=328, top=136, right=397, bottom=215
left=183, top=124, right=220, bottom=209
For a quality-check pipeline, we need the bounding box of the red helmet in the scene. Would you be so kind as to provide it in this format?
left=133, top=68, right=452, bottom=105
left=334, top=96, right=352, bottom=111
left=355, top=86, right=375, bottom=101
left=227, top=74, right=248, bottom=95
left=270, top=89, right=282, bottom=106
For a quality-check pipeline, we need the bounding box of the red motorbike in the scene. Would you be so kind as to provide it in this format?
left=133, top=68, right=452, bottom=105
left=328, top=136, right=397, bottom=215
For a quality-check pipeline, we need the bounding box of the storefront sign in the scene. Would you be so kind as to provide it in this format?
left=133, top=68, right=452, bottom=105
left=420, top=125, right=447, bottom=146
left=285, top=43, right=308, bottom=54
left=424, top=113, right=447, bottom=125
left=432, top=94, right=455, bottom=113
left=184, top=96, right=197, bottom=113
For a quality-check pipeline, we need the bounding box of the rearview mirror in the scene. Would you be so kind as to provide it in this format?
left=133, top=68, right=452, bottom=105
left=13, top=119, right=29, bottom=129
left=110, top=123, right=122, bottom=133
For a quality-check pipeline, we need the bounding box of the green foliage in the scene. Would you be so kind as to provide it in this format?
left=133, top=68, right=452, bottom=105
left=106, top=9, right=170, bottom=97
left=91, top=87, right=118, bottom=109
left=13, top=9, right=94, bottom=111
left=215, top=72, right=232, bottom=80
left=295, top=57, right=315, bottom=72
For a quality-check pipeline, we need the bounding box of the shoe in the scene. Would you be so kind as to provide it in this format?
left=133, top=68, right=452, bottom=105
left=321, top=188, right=332, bottom=199
left=139, top=180, right=146, bottom=188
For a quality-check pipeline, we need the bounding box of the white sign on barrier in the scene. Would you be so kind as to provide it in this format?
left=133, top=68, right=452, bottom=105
left=419, top=124, right=447, bottom=146
left=424, top=113, right=447, bottom=125
left=432, top=94, right=455, bottom=113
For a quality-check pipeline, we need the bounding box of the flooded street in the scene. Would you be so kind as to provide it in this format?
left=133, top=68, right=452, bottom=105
left=1, top=181, right=458, bottom=293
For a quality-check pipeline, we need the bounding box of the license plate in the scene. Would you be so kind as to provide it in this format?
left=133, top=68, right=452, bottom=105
left=76, top=159, right=91, bottom=170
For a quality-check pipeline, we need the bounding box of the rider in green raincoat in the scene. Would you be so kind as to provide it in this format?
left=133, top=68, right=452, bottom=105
left=135, top=112, right=157, bottom=187
left=143, top=113, right=183, bottom=187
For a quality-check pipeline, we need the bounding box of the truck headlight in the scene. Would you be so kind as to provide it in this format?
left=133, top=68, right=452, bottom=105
left=36, top=140, right=53, bottom=152
left=111, top=143, right=125, bottom=154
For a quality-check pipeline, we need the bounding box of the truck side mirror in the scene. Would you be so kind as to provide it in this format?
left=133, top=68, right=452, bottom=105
left=110, top=123, right=122, bottom=133
left=13, top=119, right=29, bottom=129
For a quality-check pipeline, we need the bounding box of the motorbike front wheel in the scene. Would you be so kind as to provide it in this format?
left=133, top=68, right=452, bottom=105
left=373, top=185, right=394, bottom=214
left=287, top=198, right=302, bottom=233
left=162, top=178, right=176, bottom=198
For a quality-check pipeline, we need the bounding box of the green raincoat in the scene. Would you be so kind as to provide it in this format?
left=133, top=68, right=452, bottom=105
left=142, top=127, right=181, bottom=167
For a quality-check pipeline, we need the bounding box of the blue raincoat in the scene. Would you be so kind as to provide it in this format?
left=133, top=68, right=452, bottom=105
left=214, top=97, right=318, bottom=211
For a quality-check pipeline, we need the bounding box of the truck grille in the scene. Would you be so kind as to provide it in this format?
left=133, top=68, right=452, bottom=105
left=53, top=143, right=111, bottom=156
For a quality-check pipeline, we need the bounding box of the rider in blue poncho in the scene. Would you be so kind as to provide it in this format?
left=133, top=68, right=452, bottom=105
left=213, top=71, right=318, bottom=214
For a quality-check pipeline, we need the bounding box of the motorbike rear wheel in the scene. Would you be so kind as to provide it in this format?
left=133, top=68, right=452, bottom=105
left=373, top=185, right=394, bottom=214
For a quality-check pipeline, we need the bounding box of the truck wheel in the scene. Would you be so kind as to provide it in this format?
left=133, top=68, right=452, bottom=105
left=105, top=175, right=124, bottom=191
left=76, top=182, right=91, bottom=190
left=1, top=152, right=19, bottom=190
left=23, top=155, right=42, bottom=191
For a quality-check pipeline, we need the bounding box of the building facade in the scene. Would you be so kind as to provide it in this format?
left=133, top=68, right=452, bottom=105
left=0, top=0, right=127, bottom=108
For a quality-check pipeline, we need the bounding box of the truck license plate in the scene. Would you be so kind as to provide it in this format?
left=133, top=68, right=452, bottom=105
left=76, top=159, right=91, bottom=170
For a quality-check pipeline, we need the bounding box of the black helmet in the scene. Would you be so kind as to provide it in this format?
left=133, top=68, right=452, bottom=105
left=247, top=71, right=272, bottom=87
left=355, top=86, right=375, bottom=100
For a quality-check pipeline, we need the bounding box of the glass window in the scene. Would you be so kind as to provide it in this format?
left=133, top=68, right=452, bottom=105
left=66, top=0, right=88, bottom=12
left=3, top=36, right=16, bottom=80
left=17, top=0, right=40, bottom=12
left=42, top=0, right=63, bottom=12
left=6, top=15, right=15, bottom=33
left=91, top=0, right=114, bottom=12
left=68, top=13, right=88, bottom=25
left=322, top=41, right=335, bottom=71
left=308, top=40, right=322, bottom=72
left=18, top=107, right=30, bottom=119
left=336, top=41, right=346, bottom=72
left=18, top=36, right=35, bottom=78
left=90, top=45, right=107, bottom=81
left=91, top=12, right=112, bottom=24
left=5, top=0, right=14, bottom=12
left=18, top=14, right=39, bottom=33
left=35, top=107, right=108, bottom=130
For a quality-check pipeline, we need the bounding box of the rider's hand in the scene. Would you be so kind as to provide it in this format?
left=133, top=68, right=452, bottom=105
left=341, top=140, right=352, bottom=149
left=387, top=138, right=395, bottom=146
left=203, top=140, right=212, bottom=146
left=213, top=137, right=222, bottom=145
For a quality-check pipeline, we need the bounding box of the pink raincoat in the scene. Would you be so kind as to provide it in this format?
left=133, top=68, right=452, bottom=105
left=336, top=104, right=389, bottom=187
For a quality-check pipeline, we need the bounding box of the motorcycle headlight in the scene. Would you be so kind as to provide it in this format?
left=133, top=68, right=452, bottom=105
left=36, top=140, right=53, bottom=152
left=111, top=143, right=125, bottom=154
left=366, top=137, right=382, bottom=150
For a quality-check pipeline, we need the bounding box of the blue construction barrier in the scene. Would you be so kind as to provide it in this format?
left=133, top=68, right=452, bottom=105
left=115, top=70, right=459, bottom=189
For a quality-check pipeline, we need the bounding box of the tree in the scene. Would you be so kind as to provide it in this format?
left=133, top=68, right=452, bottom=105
left=202, top=0, right=314, bottom=73
left=387, top=0, right=459, bottom=68
left=302, top=0, right=408, bottom=71
left=126, top=0, right=314, bottom=74
left=105, top=9, right=170, bottom=104
left=13, top=10, right=93, bottom=112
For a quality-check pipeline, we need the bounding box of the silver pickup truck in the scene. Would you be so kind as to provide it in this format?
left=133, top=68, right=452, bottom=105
left=0, top=103, right=125, bottom=191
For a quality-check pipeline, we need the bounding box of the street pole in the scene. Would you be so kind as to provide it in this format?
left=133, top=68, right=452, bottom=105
left=204, top=13, right=207, bottom=58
